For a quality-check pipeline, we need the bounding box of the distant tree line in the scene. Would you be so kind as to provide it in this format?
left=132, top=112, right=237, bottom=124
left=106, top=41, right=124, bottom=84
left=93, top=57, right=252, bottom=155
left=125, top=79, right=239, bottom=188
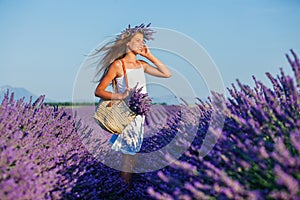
left=44, top=102, right=96, bottom=107
left=44, top=102, right=168, bottom=107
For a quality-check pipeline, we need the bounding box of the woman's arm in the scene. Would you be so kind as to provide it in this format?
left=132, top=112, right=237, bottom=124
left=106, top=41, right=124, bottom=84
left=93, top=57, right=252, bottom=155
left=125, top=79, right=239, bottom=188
left=95, top=60, right=129, bottom=100
left=139, top=45, right=172, bottom=78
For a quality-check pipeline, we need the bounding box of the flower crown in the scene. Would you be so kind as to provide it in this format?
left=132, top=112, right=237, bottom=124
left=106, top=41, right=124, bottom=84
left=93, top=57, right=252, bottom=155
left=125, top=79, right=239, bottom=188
left=116, top=23, right=155, bottom=41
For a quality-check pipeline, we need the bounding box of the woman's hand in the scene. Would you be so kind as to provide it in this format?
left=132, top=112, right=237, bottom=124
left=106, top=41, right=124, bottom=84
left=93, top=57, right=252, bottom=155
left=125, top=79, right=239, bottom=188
left=120, top=88, right=131, bottom=100
left=137, top=45, right=172, bottom=78
left=139, top=44, right=152, bottom=59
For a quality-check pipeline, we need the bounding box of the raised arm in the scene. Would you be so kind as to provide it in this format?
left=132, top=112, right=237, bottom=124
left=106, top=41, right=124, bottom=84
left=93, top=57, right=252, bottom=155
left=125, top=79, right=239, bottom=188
left=139, top=45, right=172, bottom=78
left=94, top=60, right=129, bottom=100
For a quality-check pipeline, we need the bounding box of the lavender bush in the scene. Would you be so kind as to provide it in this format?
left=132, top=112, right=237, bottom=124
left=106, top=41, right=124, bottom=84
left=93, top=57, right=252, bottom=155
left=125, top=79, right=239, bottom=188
left=1, top=50, right=299, bottom=199
left=0, top=90, right=174, bottom=199
left=148, top=50, right=300, bottom=199
left=0, top=92, right=98, bottom=199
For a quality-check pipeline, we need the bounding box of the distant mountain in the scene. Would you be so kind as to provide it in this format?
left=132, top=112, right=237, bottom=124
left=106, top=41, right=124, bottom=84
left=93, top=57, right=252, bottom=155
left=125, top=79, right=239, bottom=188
left=0, top=85, right=54, bottom=103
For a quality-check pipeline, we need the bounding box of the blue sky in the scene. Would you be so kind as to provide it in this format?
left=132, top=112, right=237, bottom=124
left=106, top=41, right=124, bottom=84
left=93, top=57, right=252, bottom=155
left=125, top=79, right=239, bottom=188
left=1, top=0, right=300, bottom=103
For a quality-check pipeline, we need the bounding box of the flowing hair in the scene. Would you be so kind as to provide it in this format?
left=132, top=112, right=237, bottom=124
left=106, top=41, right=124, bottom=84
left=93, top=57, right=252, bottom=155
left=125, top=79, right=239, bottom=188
left=91, top=34, right=134, bottom=83
left=91, top=23, right=154, bottom=83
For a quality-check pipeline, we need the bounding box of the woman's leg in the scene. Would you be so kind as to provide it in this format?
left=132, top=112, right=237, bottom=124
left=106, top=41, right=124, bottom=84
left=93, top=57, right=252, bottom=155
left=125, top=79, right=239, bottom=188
left=120, top=153, right=136, bottom=185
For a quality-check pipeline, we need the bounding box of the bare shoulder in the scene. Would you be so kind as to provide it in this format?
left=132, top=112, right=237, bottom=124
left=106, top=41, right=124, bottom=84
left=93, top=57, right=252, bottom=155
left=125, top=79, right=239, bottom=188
left=108, top=59, right=123, bottom=75
left=109, top=59, right=122, bottom=72
left=138, top=59, right=148, bottom=65
left=138, top=59, right=150, bottom=70
left=111, top=59, right=123, bottom=70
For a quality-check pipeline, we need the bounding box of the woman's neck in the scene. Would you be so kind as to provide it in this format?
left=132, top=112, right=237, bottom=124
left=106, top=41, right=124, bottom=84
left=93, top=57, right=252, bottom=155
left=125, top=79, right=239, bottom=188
left=123, top=51, right=137, bottom=63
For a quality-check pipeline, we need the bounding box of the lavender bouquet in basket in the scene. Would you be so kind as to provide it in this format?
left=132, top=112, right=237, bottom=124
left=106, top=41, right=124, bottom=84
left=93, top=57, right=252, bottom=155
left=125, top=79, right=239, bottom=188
left=94, top=84, right=151, bottom=134
left=125, top=85, right=152, bottom=116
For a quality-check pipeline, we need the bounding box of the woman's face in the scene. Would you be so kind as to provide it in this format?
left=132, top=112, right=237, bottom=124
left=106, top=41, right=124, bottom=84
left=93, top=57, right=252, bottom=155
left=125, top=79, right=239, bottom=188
left=127, top=33, right=144, bottom=54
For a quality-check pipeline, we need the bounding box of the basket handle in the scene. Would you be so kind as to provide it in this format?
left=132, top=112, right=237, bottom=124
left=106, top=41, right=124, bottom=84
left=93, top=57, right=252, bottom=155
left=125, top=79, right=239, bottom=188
left=120, top=59, right=129, bottom=89
left=111, top=59, right=129, bottom=101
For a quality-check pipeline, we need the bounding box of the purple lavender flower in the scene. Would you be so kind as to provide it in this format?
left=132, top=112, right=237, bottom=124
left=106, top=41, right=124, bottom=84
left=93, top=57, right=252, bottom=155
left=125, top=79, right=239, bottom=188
left=125, top=85, right=152, bottom=116
left=1, top=50, right=300, bottom=199
left=147, top=50, right=300, bottom=200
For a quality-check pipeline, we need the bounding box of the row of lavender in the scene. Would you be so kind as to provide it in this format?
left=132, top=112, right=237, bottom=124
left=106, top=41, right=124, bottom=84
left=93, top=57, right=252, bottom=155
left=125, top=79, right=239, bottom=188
left=0, top=93, right=98, bottom=199
left=148, top=50, right=300, bottom=199
left=0, top=50, right=299, bottom=199
left=0, top=88, right=183, bottom=198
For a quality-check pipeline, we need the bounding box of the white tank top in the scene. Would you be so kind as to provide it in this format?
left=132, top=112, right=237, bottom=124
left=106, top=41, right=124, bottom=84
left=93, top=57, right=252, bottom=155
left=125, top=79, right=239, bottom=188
left=115, top=62, right=147, bottom=94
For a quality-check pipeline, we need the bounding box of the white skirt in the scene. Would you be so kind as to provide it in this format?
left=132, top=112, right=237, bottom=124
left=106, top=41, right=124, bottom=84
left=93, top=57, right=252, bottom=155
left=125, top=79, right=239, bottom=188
left=109, top=115, right=145, bottom=155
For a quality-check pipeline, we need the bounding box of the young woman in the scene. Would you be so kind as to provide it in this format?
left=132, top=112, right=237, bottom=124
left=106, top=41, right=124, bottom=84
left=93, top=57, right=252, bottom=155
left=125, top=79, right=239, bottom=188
left=94, top=23, right=171, bottom=186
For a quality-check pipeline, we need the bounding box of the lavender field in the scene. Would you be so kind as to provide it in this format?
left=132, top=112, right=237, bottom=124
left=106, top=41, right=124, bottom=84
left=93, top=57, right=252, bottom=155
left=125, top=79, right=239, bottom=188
left=1, top=50, right=300, bottom=199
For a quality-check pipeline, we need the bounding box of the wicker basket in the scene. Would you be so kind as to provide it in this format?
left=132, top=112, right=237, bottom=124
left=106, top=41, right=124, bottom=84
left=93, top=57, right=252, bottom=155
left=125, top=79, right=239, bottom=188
left=94, top=99, right=136, bottom=134
left=94, top=59, right=137, bottom=134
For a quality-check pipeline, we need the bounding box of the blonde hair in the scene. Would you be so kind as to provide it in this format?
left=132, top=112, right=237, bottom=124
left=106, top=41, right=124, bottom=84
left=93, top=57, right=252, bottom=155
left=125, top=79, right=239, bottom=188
left=92, top=35, right=133, bottom=82
left=92, top=23, right=155, bottom=82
